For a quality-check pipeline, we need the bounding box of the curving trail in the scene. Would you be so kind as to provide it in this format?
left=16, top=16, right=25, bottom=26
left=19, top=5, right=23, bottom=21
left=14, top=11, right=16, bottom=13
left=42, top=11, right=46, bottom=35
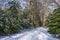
left=0, top=27, right=59, bottom=40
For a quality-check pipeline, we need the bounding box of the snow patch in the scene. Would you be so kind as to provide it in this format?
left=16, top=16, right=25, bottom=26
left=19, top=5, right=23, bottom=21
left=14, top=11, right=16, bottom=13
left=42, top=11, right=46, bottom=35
left=0, top=27, right=59, bottom=40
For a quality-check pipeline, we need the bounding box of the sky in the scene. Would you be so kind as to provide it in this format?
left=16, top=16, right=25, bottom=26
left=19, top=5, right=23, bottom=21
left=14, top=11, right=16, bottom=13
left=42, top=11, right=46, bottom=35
left=0, top=0, right=57, bottom=10
left=0, top=0, right=26, bottom=10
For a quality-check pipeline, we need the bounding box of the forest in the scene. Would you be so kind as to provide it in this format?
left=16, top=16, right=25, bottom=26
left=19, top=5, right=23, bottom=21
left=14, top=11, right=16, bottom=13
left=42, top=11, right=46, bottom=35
left=0, top=0, right=60, bottom=40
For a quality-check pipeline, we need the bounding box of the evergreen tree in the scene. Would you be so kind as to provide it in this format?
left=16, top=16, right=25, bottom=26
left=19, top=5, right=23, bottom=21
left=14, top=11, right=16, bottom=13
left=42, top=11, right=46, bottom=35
left=0, top=0, right=33, bottom=35
left=46, top=8, right=60, bottom=38
left=0, top=1, right=23, bottom=35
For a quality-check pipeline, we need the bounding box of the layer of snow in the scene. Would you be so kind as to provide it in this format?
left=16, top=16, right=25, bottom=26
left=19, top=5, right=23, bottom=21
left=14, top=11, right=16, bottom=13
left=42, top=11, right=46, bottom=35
left=0, top=27, right=59, bottom=40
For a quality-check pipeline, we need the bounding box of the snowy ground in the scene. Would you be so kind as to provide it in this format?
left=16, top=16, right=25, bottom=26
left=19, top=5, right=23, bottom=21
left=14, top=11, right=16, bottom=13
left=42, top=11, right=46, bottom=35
left=0, top=27, right=59, bottom=40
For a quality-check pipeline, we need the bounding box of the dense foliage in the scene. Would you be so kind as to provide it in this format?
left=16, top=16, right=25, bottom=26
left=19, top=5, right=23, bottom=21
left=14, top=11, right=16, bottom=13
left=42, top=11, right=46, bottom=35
left=46, top=8, right=60, bottom=38
left=0, top=1, right=32, bottom=36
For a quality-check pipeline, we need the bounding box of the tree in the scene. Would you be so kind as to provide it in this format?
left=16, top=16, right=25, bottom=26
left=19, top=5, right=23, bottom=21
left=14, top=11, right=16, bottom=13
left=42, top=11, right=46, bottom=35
left=20, top=9, right=33, bottom=29
left=0, top=0, right=34, bottom=35
left=0, top=0, right=23, bottom=35
left=28, top=0, right=42, bottom=26
left=46, top=8, right=60, bottom=38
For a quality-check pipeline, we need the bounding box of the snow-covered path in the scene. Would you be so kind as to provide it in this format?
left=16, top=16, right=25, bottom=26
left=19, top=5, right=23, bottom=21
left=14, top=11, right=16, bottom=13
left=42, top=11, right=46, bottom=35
left=0, top=27, right=59, bottom=40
